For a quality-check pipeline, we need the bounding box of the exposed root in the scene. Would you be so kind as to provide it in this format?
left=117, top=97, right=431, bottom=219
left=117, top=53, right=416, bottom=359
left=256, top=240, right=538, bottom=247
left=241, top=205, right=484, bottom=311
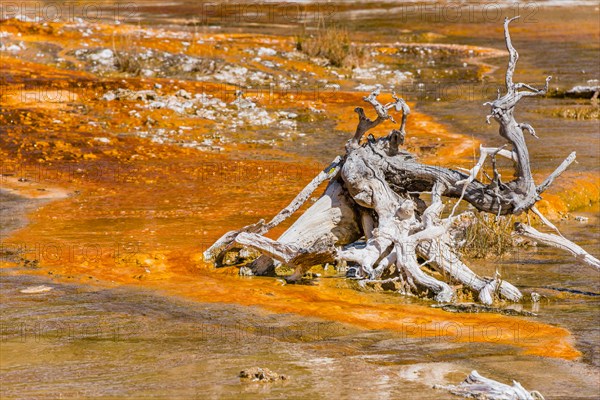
left=514, top=223, right=600, bottom=270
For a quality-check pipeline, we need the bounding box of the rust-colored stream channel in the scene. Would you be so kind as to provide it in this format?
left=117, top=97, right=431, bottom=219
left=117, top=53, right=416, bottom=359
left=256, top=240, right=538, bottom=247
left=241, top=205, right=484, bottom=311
left=1, top=2, right=599, bottom=399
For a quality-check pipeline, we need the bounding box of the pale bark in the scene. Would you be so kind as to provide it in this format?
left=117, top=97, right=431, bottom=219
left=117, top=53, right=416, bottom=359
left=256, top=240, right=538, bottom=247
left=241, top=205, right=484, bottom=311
left=436, top=370, right=545, bottom=400
left=515, top=223, right=600, bottom=270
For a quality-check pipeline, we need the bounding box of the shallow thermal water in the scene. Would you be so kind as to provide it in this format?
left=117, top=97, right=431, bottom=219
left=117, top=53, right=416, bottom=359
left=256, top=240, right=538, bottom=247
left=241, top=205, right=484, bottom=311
left=1, top=265, right=599, bottom=400
left=1, top=1, right=599, bottom=399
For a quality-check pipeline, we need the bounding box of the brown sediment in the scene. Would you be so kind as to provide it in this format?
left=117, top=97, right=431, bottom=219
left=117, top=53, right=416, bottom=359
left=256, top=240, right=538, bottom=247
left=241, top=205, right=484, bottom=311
left=0, top=18, right=595, bottom=362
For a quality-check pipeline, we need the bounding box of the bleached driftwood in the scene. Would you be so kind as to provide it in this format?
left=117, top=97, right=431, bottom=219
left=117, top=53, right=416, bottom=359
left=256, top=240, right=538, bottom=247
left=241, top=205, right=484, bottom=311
left=436, top=370, right=545, bottom=400
left=204, top=17, right=598, bottom=305
left=514, top=223, right=600, bottom=270
left=203, top=156, right=345, bottom=268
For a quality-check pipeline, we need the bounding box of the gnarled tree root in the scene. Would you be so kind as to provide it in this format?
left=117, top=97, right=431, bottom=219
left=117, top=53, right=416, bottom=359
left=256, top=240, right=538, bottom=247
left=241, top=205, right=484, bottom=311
left=204, top=17, right=598, bottom=306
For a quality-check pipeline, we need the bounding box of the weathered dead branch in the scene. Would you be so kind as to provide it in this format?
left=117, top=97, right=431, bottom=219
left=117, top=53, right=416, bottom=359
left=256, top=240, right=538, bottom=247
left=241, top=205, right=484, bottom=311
left=436, top=370, right=545, bottom=399
left=203, top=156, right=343, bottom=267
left=514, top=223, right=600, bottom=270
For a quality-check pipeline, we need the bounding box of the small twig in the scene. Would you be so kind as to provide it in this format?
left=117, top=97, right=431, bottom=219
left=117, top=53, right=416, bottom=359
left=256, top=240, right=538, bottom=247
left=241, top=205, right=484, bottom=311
left=531, top=205, right=563, bottom=237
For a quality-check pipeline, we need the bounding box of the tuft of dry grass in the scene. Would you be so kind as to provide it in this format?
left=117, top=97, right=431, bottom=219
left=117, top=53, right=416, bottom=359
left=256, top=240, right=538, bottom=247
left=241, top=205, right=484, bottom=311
left=458, top=212, right=516, bottom=259
left=112, top=32, right=142, bottom=76
left=551, top=105, right=599, bottom=120
left=546, top=90, right=599, bottom=120
left=114, top=52, right=143, bottom=76
left=295, top=25, right=368, bottom=69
